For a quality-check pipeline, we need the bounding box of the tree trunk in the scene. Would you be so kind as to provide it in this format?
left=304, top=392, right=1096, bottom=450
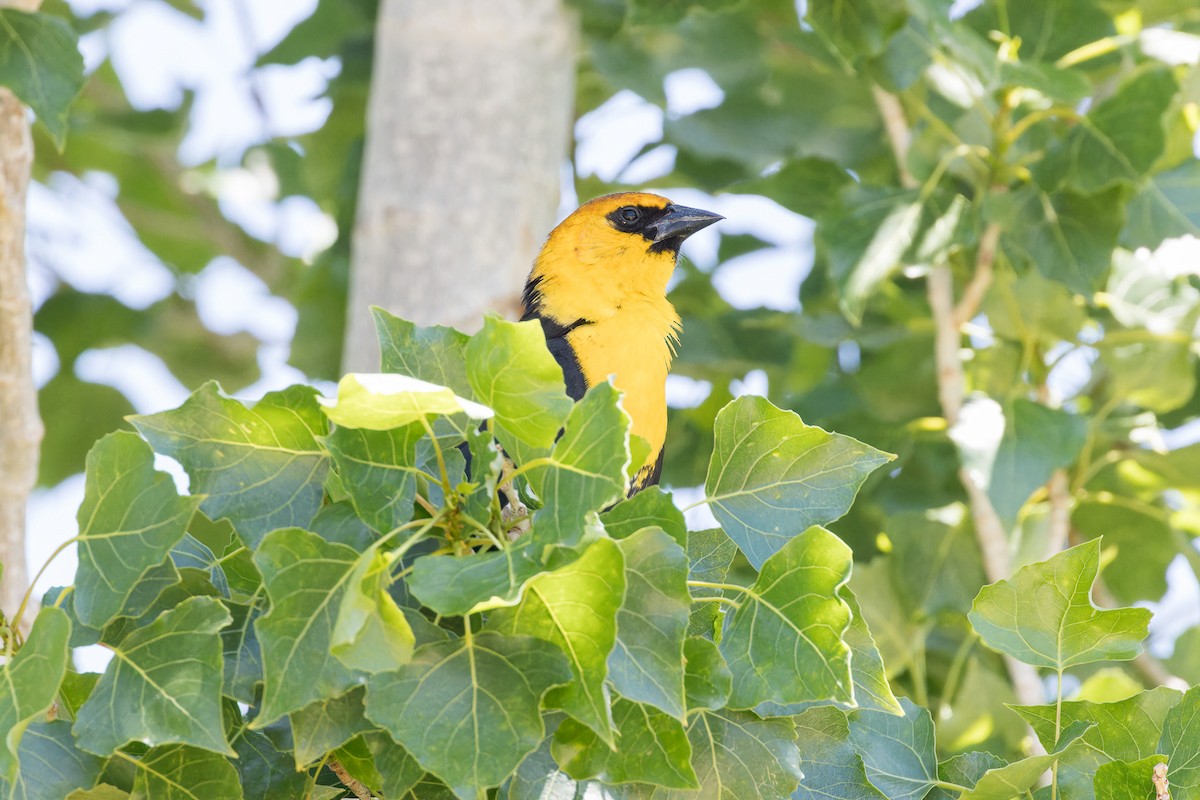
left=344, top=0, right=576, bottom=372
left=0, top=79, right=42, bottom=627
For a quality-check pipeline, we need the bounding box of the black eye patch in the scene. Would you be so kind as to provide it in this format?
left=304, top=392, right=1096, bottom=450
left=606, top=204, right=667, bottom=237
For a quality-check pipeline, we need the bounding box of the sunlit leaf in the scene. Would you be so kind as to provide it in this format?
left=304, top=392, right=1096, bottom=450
left=73, top=432, right=199, bottom=628
left=132, top=383, right=329, bottom=549
left=74, top=598, right=232, bottom=757
left=720, top=526, right=853, bottom=709
left=969, top=539, right=1152, bottom=670
left=0, top=608, right=71, bottom=780
left=488, top=538, right=625, bottom=742
left=365, top=631, right=570, bottom=797
left=705, top=395, right=892, bottom=569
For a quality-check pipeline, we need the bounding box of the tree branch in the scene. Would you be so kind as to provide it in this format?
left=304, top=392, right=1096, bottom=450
left=873, top=84, right=1047, bottom=719
left=0, top=82, right=43, bottom=628
left=328, top=758, right=373, bottom=800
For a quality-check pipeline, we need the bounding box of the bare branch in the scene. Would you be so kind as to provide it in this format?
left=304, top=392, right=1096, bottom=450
left=872, top=86, right=916, bottom=189
left=328, top=758, right=374, bottom=800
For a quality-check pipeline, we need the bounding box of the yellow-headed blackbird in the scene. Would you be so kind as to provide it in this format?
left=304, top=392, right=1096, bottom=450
left=521, top=192, right=722, bottom=492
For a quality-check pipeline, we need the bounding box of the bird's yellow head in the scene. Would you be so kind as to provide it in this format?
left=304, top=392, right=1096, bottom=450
left=524, top=192, right=722, bottom=325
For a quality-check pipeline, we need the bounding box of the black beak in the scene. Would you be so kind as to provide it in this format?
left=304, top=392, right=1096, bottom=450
left=650, top=204, right=724, bottom=244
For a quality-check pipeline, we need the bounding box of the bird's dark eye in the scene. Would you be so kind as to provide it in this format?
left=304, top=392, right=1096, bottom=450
left=618, top=206, right=641, bottom=224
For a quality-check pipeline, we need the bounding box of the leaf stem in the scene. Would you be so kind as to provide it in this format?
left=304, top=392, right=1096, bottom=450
left=932, top=779, right=972, bottom=793
left=1052, top=667, right=1064, bottom=800
left=690, top=595, right=741, bottom=610
left=418, top=416, right=452, bottom=496
left=11, top=534, right=81, bottom=646
left=686, top=580, right=745, bottom=593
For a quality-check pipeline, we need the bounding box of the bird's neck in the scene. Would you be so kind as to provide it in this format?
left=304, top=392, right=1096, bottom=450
left=566, top=299, right=679, bottom=463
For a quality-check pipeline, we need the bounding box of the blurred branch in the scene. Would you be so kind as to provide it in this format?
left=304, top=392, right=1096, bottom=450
left=872, top=85, right=915, bottom=189
left=0, top=0, right=45, bottom=632
left=874, top=84, right=1047, bottom=718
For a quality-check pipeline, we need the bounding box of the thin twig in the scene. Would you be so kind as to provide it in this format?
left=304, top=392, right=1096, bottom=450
left=872, top=86, right=916, bottom=189
left=328, top=758, right=373, bottom=800
left=953, top=221, right=1001, bottom=327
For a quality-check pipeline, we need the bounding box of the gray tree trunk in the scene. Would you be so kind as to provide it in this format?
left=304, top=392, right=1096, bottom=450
left=344, top=0, right=576, bottom=372
left=0, top=77, right=42, bottom=628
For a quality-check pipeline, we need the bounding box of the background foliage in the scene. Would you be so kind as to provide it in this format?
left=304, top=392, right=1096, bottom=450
left=3, top=0, right=1200, bottom=797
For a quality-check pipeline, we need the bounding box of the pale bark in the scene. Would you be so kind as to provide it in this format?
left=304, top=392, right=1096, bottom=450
left=0, top=83, right=41, bottom=627
left=345, top=0, right=576, bottom=372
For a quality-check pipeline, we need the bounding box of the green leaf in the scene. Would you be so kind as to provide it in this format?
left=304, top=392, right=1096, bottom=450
left=1124, top=160, right=1200, bottom=248
left=1012, top=687, right=1182, bottom=800
left=825, top=192, right=924, bottom=324
left=66, top=786, right=130, bottom=800
left=968, top=539, right=1152, bottom=669
left=220, top=600, right=263, bottom=705
left=1073, top=498, right=1173, bottom=604
left=805, top=0, right=907, bottom=63
left=839, top=585, right=903, bottom=714
left=0, top=9, right=84, bottom=146
left=1158, top=686, right=1200, bottom=798
left=73, top=432, right=199, bottom=629
left=705, top=395, right=892, bottom=568
left=992, top=185, right=1125, bottom=295
left=0, top=608, right=71, bottom=780
left=132, top=383, right=329, bottom=549
left=373, top=307, right=473, bottom=396
left=720, top=526, right=853, bottom=709
left=627, top=0, right=741, bottom=25
left=1000, top=61, right=1091, bottom=103
left=251, top=528, right=366, bottom=725
left=686, top=527, right=737, bottom=638
left=465, top=316, right=573, bottom=463
left=552, top=698, right=698, bottom=788
left=365, top=631, right=570, bottom=797
left=1098, top=334, right=1196, bottom=414
left=527, top=382, right=631, bottom=549
left=288, top=688, right=374, bottom=768
left=928, top=752, right=1005, bottom=800
left=233, top=728, right=310, bottom=800
left=730, top=157, right=852, bottom=218
left=1049, top=68, right=1178, bottom=194
left=1104, top=247, right=1200, bottom=335
left=408, top=537, right=584, bottom=617
left=330, top=542, right=415, bottom=673
left=609, top=528, right=689, bottom=719
left=37, top=376, right=135, bottom=487
left=320, top=373, right=491, bottom=431
left=309, top=501, right=377, bottom=550
left=366, top=732, right=424, bottom=800
left=126, top=745, right=241, bottom=800
left=488, top=538, right=625, bottom=742
left=985, top=400, right=1088, bottom=531
left=848, top=698, right=938, bottom=800
left=793, top=706, right=886, bottom=800
left=753, top=582, right=902, bottom=717
left=322, top=423, right=425, bottom=533
left=958, top=720, right=1091, bottom=799
left=73, top=597, right=232, bottom=757
left=600, top=486, right=687, bottom=547
left=677, top=708, right=802, bottom=799
left=0, top=720, right=104, bottom=800
left=683, top=637, right=732, bottom=711
left=1093, top=755, right=1167, bottom=800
